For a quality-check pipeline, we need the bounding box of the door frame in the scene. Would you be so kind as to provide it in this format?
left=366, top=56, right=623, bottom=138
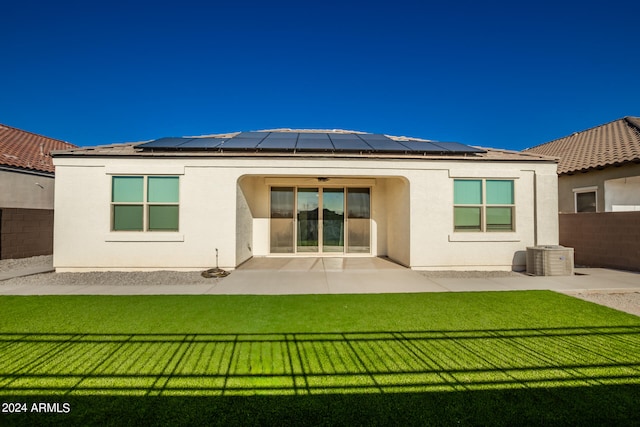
left=269, top=185, right=371, bottom=255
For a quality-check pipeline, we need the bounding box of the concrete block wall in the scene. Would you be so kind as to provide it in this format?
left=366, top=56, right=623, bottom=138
left=0, top=208, right=54, bottom=259
left=559, top=212, right=640, bottom=272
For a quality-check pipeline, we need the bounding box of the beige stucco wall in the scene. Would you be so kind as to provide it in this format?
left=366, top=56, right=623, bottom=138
left=0, top=170, right=55, bottom=209
left=53, top=156, right=558, bottom=271
left=558, top=163, right=640, bottom=213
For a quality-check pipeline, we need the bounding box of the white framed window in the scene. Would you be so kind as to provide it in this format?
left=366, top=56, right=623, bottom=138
left=111, top=176, right=179, bottom=231
left=573, top=186, right=597, bottom=213
left=453, top=179, right=515, bottom=232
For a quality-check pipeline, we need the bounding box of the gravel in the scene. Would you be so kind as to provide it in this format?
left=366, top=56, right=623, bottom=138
left=567, top=292, right=640, bottom=318
left=2, top=270, right=220, bottom=287
left=0, top=256, right=638, bottom=317
left=0, top=255, right=218, bottom=286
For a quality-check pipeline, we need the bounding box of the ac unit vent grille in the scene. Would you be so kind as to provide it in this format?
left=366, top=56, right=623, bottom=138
left=526, top=246, right=574, bottom=276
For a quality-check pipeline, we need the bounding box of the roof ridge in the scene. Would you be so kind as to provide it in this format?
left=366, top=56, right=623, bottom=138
left=256, top=128, right=369, bottom=134
left=524, top=117, right=631, bottom=151
left=624, top=116, right=640, bottom=132
left=0, top=123, right=74, bottom=146
left=189, top=129, right=441, bottom=143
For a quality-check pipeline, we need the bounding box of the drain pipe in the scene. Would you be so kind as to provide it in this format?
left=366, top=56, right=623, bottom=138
left=533, top=172, right=538, bottom=247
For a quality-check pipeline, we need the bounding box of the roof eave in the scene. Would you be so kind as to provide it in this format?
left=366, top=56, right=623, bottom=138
left=0, top=164, right=55, bottom=177
left=51, top=150, right=558, bottom=163
left=560, top=157, right=640, bottom=175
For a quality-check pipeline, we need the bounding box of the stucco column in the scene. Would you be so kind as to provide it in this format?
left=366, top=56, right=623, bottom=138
left=534, top=172, right=559, bottom=245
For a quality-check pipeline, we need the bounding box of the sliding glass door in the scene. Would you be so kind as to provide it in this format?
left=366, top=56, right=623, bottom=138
left=322, top=188, right=344, bottom=253
left=270, top=186, right=369, bottom=254
left=297, top=188, right=319, bottom=252
left=347, top=188, right=370, bottom=253
left=270, top=187, right=294, bottom=253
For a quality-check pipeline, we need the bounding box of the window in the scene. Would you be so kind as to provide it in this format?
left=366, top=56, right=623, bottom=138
left=112, top=176, right=179, bottom=231
left=573, top=187, right=597, bottom=213
left=454, top=179, right=514, bottom=232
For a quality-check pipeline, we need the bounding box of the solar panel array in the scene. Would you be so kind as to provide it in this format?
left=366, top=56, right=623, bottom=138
left=138, top=132, right=485, bottom=154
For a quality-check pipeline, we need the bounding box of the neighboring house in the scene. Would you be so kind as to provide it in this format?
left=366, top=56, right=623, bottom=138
left=525, top=117, right=640, bottom=271
left=0, top=123, right=76, bottom=259
left=51, top=129, right=558, bottom=272
left=525, top=116, right=640, bottom=213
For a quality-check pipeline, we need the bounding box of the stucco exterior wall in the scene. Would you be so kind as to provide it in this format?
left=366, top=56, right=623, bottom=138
left=0, top=169, right=56, bottom=259
left=53, top=156, right=558, bottom=271
left=385, top=177, right=410, bottom=266
left=0, top=170, right=55, bottom=210
left=558, top=163, right=640, bottom=213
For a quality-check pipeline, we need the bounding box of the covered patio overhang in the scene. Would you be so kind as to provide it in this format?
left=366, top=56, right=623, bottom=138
left=236, top=175, right=410, bottom=268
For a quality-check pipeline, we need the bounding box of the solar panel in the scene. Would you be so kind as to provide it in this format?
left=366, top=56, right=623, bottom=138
left=357, top=134, right=411, bottom=152
left=219, top=139, right=261, bottom=149
left=258, top=133, right=298, bottom=150
left=234, top=132, right=270, bottom=139
left=328, top=134, right=363, bottom=140
left=296, top=133, right=334, bottom=151
left=178, top=137, right=226, bottom=149
left=298, top=132, right=331, bottom=139
left=263, top=132, right=298, bottom=139
left=397, top=140, right=451, bottom=153
left=215, top=132, right=267, bottom=149
left=137, top=131, right=486, bottom=156
left=326, top=134, right=371, bottom=151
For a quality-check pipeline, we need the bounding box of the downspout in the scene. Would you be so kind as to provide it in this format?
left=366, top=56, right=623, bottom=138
left=533, top=172, right=538, bottom=247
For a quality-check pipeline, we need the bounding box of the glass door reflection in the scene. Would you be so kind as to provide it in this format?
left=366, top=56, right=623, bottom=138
left=297, top=188, right=319, bottom=252
left=271, top=186, right=370, bottom=255
left=270, top=187, right=294, bottom=253
left=322, top=188, right=344, bottom=253
left=347, top=188, right=370, bottom=253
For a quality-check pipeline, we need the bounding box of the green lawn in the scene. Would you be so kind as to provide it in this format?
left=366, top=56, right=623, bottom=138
left=1, top=291, right=639, bottom=426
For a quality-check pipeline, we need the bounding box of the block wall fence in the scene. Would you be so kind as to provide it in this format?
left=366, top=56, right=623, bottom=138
left=0, top=208, right=54, bottom=259
left=559, top=212, right=640, bottom=272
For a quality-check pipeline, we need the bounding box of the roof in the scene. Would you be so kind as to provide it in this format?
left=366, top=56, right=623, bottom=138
left=53, top=129, right=555, bottom=163
left=524, top=117, right=640, bottom=175
left=137, top=131, right=486, bottom=155
left=0, top=123, right=76, bottom=174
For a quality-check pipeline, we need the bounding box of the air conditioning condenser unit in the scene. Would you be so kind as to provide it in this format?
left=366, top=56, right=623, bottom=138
left=526, top=246, right=574, bottom=276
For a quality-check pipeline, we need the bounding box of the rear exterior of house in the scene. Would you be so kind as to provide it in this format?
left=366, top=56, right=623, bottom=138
left=0, top=124, right=76, bottom=259
left=52, top=130, right=559, bottom=272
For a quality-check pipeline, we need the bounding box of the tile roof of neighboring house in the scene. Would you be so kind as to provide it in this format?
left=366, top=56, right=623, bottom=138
left=524, top=117, right=640, bottom=175
left=0, top=123, right=76, bottom=174
left=52, top=129, right=555, bottom=163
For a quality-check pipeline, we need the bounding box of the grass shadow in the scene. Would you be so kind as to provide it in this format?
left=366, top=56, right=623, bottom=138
left=4, top=385, right=640, bottom=426
left=1, top=326, right=640, bottom=425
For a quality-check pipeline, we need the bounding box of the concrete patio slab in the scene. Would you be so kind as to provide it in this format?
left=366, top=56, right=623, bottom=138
left=325, top=270, right=448, bottom=294
left=431, top=277, right=516, bottom=292
left=0, top=257, right=637, bottom=295
left=211, top=270, right=330, bottom=294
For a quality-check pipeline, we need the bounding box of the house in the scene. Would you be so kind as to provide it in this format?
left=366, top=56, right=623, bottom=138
left=0, top=123, right=76, bottom=259
left=51, top=129, right=559, bottom=272
left=525, top=116, right=640, bottom=213
left=525, top=117, right=640, bottom=271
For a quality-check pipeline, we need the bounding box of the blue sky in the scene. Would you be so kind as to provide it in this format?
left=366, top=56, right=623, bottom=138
left=2, top=0, right=639, bottom=151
